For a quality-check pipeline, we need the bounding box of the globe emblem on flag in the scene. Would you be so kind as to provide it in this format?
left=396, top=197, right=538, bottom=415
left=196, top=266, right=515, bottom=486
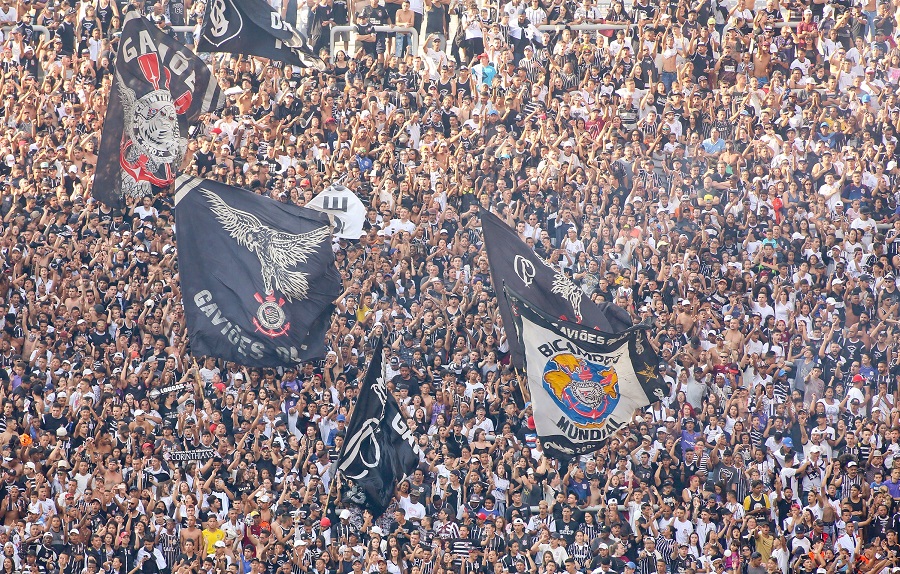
left=542, top=353, right=619, bottom=426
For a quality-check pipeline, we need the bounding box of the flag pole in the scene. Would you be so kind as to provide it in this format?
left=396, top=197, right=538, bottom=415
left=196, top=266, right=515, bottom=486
left=514, top=368, right=531, bottom=403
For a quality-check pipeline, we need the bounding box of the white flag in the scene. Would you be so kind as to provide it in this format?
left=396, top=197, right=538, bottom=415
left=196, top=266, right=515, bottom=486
left=307, top=184, right=366, bottom=239
left=507, top=289, right=664, bottom=457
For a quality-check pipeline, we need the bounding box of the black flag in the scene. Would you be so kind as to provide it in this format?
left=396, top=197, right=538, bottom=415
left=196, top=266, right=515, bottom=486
left=337, top=338, right=421, bottom=516
left=174, top=175, right=340, bottom=366
left=197, top=0, right=326, bottom=69
left=93, top=13, right=223, bottom=209
left=480, top=208, right=633, bottom=368
left=505, top=288, right=665, bottom=458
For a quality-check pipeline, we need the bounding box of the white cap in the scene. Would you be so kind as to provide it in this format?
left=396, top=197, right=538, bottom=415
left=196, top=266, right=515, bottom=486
left=134, top=409, right=145, bottom=416
left=809, top=445, right=822, bottom=454
left=370, top=526, right=383, bottom=536
left=56, top=427, right=67, bottom=437
left=24, top=462, right=35, bottom=470
left=214, top=541, right=226, bottom=548
left=340, top=509, right=351, bottom=520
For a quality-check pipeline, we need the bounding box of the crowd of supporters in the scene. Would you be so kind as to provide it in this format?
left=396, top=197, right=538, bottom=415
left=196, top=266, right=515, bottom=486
left=0, top=0, right=899, bottom=574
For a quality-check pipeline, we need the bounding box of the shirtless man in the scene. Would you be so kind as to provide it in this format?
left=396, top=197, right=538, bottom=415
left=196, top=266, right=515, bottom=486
left=99, top=458, right=123, bottom=489
left=180, top=515, right=203, bottom=550
left=0, top=484, right=26, bottom=526
left=724, top=316, right=745, bottom=353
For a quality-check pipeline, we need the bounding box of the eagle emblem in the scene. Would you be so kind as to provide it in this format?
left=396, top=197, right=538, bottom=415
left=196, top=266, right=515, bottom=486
left=200, top=189, right=330, bottom=303
left=550, top=271, right=584, bottom=322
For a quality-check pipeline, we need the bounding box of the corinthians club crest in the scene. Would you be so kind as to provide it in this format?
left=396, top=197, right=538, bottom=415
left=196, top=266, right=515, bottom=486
left=203, top=0, right=243, bottom=47
left=117, top=54, right=188, bottom=200
left=201, top=189, right=330, bottom=338
left=543, top=353, right=620, bottom=427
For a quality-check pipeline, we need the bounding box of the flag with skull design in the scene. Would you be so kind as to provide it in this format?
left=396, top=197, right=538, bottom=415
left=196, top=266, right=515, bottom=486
left=93, top=13, right=224, bottom=209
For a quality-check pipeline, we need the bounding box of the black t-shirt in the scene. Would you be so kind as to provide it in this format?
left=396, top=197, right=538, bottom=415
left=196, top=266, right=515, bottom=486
left=361, top=5, right=390, bottom=28
left=557, top=518, right=578, bottom=545
left=57, top=20, right=77, bottom=55
left=41, top=413, right=68, bottom=435
left=88, top=329, right=113, bottom=349
left=194, top=150, right=216, bottom=175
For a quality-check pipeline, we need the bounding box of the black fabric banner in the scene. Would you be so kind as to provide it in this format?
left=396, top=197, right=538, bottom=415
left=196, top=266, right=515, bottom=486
left=173, top=175, right=341, bottom=366
left=337, top=338, right=421, bottom=516
left=505, top=288, right=665, bottom=458
left=197, top=0, right=326, bottom=69
left=479, top=208, right=633, bottom=368
left=93, top=13, right=223, bottom=209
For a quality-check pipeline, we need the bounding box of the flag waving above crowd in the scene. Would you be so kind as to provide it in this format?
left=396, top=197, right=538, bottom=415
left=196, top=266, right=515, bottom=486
left=197, top=0, right=326, bottom=69
left=174, top=175, right=341, bottom=367
left=307, top=184, right=367, bottom=239
left=336, top=337, right=421, bottom=516
left=94, top=13, right=223, bottom=209
left=480, top=208, right=633, bottom=368
left=506, top=289, right=664, bottom=459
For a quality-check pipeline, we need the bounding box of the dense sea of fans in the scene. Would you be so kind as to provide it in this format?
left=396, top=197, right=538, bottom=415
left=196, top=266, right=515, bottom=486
left=0, top=0, right=896, bottom=573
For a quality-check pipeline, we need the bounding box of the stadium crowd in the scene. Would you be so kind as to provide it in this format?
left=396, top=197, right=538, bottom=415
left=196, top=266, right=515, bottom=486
left=0, top=0, right=899, bottom=572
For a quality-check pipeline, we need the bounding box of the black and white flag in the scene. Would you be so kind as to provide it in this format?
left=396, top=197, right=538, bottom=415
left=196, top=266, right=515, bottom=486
left=306, top=184, right=366, bottom=239
left=197, top=0, right=326, bottom=69
left=337, top=337, right=421, bottom=516
left=174, top=175, right=340, bottom=367
left=480, top=208, right=633, bottom=368
left=93, top=13, right=223, bottom=209
left=506, top=289, right=665, bottom=459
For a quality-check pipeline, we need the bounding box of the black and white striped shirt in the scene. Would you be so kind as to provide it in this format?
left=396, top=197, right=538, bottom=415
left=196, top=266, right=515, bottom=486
left=567, top=542, right=591, bottom=568
left=517, top=57, right=542, bottom=84
left=655, top=536, right=676, bottom=564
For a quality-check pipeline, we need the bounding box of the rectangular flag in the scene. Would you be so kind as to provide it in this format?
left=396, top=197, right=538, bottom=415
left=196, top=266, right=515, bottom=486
left=337, top=337, right=421, bottom=516
left=93, top=13, right=223, bottom=209
left=197, top=0, right=326, bottom=69
left=174, top=175, right=341, bottom=366
left=480, top=208, right=633, bottom=368
left=506, top=288, right=664, bottom=458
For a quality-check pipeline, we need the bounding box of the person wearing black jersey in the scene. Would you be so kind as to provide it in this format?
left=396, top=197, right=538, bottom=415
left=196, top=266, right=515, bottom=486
left=57, top=9, right=78, bottom=56
left=360, top=0, right=391, bottom=59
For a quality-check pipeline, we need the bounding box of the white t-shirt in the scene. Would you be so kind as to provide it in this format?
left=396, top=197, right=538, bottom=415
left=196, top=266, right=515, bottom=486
left=672, top=518, right=694, bottom=545
left=0, top=6, right=17, bottom=23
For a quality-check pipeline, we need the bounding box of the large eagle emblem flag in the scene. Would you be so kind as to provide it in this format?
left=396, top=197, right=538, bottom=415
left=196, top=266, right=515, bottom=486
left=174, top=176, right=341, bottom=366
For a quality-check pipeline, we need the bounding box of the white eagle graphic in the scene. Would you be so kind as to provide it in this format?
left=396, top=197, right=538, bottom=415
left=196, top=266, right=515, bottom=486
left=201, top=189, right=330, bottom=302
left=533, top=257, right=584, bottom=322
